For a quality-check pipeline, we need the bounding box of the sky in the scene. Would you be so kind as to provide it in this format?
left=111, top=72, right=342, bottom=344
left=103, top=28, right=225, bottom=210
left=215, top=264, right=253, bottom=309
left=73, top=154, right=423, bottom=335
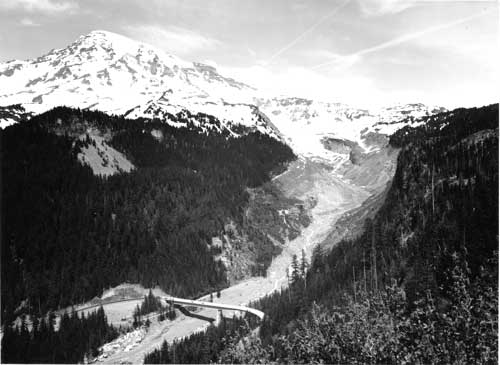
left=0, top=0, right=498, bottom=108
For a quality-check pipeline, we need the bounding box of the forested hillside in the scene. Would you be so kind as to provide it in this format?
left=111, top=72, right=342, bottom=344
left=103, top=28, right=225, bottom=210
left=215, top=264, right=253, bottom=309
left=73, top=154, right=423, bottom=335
left=303, top=104, right=498, bottom=306
left=1, top=107, right=296, bottom=323
left=145, top=104, right=499, bottom=364
left=1, top=307, right=118, bottom=363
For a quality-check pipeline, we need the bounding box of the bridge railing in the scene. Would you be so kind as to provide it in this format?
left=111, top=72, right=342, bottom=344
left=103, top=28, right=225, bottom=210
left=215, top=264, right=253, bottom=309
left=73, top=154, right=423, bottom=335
left=161, top=296, right=265, bottom=320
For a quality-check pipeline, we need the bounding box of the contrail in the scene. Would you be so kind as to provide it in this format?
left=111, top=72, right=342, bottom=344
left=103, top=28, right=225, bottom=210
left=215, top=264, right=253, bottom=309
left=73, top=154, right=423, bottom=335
left=266, top=0, right=351, bottom=64
left=312, top=10, right=491, bottom=70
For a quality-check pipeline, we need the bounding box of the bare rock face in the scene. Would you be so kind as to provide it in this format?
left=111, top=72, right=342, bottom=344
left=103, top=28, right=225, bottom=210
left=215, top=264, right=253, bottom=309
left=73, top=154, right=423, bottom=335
left=214, top=184, right=312, bottom=283
left=321, top=137, right=366, bottom=165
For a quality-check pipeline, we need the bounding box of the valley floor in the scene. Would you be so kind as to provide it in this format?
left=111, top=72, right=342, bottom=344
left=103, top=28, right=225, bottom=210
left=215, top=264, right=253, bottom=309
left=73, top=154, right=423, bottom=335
left=99, top=155, right=393, bottom=364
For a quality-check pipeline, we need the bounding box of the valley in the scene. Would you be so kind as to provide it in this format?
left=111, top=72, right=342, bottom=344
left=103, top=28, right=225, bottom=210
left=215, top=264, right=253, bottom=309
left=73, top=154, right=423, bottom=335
left=99, top=147, right=399, bottom=363
left=2, top=27, right=495, bottom=365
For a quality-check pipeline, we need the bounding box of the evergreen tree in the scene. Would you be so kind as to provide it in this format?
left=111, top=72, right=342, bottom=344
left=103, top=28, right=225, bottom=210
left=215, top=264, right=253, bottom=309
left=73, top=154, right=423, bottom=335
left=290, top=254, right=301, bottom=286
left=300, top=249, right=308, bottom=278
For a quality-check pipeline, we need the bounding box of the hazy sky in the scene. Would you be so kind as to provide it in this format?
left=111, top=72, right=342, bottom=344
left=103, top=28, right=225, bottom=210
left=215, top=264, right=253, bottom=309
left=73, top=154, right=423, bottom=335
left=0, top=0, right=498, bottom=107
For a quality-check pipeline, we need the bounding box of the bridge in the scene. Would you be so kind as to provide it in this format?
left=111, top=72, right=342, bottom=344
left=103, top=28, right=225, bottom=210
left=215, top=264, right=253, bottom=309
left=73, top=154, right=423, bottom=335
left=161, top=296, right=265, bottom=320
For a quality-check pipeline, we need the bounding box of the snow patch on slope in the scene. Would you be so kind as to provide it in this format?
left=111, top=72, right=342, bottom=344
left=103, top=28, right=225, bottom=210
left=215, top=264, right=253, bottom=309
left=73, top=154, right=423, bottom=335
left=0, top=104, right=32, bottom=129
left=0, top=117, right=17, bottom=129
left=127, top=97, right=282, bottom=139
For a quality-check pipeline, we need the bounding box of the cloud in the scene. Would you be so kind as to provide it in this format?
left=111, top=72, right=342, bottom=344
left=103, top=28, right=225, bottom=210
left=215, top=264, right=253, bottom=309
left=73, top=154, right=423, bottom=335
left=20, top=18, right=40, bottom=27
left=266, top=0, right=352, bottom=64
left=308, top=49, right=361, bottom=71
left=359, top=0, right=497, bottom=16
left=0, top=0, right=78, bottom=14
left=124, top=25, right=222, bottom=55
left=247, top=47, right=257, bottom=59
left=312, top=10, right=492, bottom=70
left=358, top=0, right=415, bottom=16
left=221, top=64, right=383, bottom=106
left=224, top=62, right=494, bottom=109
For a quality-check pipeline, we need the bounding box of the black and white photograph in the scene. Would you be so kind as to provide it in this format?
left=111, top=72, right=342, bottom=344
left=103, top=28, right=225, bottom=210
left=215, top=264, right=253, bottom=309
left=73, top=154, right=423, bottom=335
left=0, top=0, right=498, bottom=363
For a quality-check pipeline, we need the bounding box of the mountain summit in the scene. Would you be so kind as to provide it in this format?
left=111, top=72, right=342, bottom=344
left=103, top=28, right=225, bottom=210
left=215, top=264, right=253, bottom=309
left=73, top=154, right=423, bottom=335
left=0, top=30, right=262, bottom=125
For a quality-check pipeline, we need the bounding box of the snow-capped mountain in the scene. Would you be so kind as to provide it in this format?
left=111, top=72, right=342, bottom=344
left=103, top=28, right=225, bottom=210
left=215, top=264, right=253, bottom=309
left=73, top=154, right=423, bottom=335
left=0, top=30, right=446, bottom=162
left=0, top=30, right=253, bottom=112
left=0, top=30, right=281, bottom=136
